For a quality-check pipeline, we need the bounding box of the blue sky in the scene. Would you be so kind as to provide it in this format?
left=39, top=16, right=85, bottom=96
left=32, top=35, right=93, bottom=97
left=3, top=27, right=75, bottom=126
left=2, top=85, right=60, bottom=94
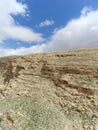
left=0, top=0, right=98, bottom=56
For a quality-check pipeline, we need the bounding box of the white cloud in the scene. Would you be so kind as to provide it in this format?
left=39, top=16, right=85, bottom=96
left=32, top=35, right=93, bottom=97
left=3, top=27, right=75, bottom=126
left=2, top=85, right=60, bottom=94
left=42, top=7, right=98, bottom=51
left=39, top=20, right=54, bottom=27
left=2, top=26, right=43, bottom=43
left=0, top=45, right=45, bottom=57
left=81, top=6, right=92, bottom=16
left=1, top=7, right=98, bottom=57
left=0, top=0, right=44, bottom=43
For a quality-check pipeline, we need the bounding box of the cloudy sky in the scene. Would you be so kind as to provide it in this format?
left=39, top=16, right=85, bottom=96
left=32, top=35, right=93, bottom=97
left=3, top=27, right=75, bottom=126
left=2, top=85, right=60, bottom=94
left=0, top=0, right=98, bottom=56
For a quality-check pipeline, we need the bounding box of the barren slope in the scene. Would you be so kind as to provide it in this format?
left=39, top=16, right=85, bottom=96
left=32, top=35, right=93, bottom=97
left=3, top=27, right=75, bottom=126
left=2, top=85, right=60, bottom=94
left=0, top=48, right=98, bottom=130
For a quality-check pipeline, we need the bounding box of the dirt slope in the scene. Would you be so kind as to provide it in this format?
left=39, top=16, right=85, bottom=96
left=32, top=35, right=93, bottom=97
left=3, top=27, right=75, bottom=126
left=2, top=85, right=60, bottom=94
left=0, top=48, right=98, bottom=130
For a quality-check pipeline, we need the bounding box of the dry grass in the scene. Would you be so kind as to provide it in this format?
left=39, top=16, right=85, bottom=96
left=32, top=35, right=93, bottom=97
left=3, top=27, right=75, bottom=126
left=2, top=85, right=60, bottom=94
left=0, top=48, right=98, bottom=129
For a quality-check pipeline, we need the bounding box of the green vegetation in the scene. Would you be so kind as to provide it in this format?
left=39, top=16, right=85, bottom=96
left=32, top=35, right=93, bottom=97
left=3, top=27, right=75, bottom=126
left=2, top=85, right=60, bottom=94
left=0, top=96, right=66, bottom=130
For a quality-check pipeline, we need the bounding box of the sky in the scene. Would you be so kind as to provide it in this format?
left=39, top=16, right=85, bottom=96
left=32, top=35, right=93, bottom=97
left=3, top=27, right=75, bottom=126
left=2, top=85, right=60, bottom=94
left=0, top=0, right=98, bottom=56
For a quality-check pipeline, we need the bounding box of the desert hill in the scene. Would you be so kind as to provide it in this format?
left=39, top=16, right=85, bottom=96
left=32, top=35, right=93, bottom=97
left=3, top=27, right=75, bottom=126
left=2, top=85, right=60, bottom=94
left=0, top=48, right=98, bottom=130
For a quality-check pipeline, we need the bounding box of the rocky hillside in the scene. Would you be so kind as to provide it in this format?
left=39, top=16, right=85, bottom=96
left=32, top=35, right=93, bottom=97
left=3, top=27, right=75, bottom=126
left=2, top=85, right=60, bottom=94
left=0, top=48, right=98, bottom=130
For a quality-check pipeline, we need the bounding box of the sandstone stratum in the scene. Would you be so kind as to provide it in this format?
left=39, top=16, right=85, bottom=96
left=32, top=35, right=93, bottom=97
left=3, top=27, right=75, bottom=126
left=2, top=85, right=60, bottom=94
left=0, top=48, right=98, bottom=130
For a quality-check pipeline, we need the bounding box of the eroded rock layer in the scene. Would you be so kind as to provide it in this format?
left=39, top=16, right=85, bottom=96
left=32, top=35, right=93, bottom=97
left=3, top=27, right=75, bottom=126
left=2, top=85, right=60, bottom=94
left=0, top=48, right=98, bottom=130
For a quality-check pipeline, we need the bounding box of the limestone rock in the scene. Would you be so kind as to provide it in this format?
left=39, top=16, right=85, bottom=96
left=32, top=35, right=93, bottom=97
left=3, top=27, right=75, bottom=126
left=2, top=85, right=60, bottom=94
left=0, top=48, right=98, bottom=130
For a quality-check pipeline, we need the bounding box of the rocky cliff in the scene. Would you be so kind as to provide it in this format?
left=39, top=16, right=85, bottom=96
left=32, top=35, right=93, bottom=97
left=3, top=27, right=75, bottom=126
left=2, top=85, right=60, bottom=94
left=0, top=48, right=98, bottom=130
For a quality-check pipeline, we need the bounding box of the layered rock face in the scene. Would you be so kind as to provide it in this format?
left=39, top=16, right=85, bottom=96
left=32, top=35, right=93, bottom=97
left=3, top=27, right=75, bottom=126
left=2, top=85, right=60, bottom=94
left=0, top=48, right=98, bottom=130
